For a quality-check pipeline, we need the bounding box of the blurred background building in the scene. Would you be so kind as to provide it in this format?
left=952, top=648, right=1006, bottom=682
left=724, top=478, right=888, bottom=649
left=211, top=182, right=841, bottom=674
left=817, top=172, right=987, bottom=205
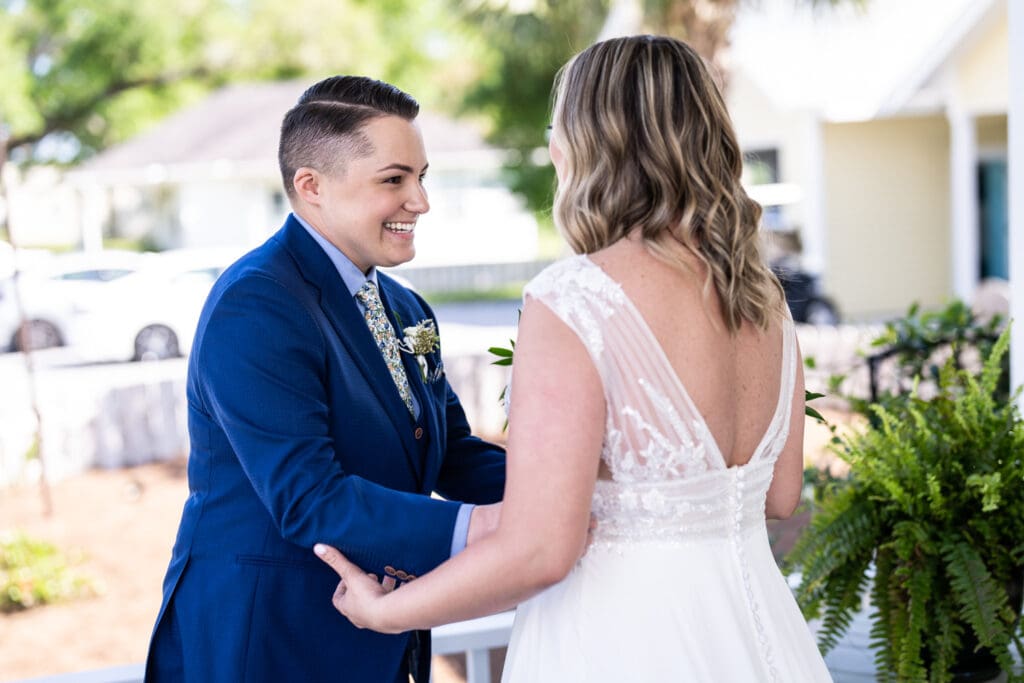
left=22, top=81, right=539, bottom=266
left=726, top=0, right=1008, bottom=321
left=1, top=0, right=1010, bottom=324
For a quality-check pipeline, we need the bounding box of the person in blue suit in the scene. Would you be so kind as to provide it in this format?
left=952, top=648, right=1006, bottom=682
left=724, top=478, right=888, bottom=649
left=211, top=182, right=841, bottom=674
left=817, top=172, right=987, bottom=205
left=144, top=75, right=507, bottom=683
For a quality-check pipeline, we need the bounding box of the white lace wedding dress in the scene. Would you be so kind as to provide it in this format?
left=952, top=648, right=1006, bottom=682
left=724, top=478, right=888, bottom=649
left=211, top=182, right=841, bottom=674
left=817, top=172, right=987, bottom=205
left=501, top=256, right=832, bottom=682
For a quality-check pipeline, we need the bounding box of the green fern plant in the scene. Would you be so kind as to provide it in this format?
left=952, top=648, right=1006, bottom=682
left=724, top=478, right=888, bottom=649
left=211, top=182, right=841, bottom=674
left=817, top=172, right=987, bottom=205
left=788, top=326, right=1024, bottom=682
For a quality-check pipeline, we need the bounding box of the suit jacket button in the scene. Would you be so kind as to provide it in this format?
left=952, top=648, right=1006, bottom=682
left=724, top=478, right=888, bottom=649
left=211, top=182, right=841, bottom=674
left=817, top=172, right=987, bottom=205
left=395, top=570, right=409, bottom=580
left=414, top=427, right=424, bottom=439
left=384, top=566, right=397, bottom=577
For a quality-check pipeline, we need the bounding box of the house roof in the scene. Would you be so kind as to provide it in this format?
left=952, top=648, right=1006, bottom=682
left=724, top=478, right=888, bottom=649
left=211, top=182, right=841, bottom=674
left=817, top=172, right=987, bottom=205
left=76, top=80, right=497, bottom=180
left=730, top=0, right=1004, bottom=121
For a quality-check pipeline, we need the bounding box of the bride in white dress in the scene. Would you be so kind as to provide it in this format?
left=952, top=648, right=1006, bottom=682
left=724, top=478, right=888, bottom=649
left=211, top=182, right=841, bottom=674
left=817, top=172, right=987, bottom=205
left=316, top=35, right=833, bottom=682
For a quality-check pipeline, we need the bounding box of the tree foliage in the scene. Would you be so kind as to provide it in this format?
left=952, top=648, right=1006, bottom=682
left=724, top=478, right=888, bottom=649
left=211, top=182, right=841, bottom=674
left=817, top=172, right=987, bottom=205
left=640, top=0, right=863, bottom=69
left=0, top=0, right=868, bottom=191
left=0, top=0, right=472, bottom=164
left=450, top=0, right=865, bottom=218
left=0, top=0, right=236, bottom=161
left=449, top=1, right=609, bottom=217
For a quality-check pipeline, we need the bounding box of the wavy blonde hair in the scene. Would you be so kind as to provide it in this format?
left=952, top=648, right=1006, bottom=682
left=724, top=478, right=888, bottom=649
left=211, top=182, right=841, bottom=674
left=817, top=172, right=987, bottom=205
left=551, top=35, right=785, bottom=332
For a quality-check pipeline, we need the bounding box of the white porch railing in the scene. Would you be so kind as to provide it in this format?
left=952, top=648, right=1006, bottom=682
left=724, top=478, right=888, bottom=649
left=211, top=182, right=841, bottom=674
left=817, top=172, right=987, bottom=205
left=13, top=663, right=145, bottom=683
left=10, top=611, right=516, bottom=683
left=431, top=610, right=515, bottom=683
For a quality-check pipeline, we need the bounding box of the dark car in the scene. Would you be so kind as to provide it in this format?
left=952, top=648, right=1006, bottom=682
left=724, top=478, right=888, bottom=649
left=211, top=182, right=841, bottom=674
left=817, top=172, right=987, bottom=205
left=771, top=264, right=840, bottom=325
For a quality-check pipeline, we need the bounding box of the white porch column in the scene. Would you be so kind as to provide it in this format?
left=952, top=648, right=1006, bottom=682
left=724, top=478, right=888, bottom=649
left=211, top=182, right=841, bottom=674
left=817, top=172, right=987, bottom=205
left=947, top=97, right=979, bottom=303
left=1009, top=0, right=1023, bottom=401
left=800, top=112, right=828, bottom=278
left=76, top=183, right=107, bottom=252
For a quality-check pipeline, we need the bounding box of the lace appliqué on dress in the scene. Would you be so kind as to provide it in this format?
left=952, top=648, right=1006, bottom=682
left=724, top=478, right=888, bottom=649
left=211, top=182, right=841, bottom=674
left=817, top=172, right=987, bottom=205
left=604, top=381, right=710, bottom=484
left=522, top=255, right=796, bottom=537
left=523, top=256, right=625, bottom=358
left=526, top=257, right=714, bottom=484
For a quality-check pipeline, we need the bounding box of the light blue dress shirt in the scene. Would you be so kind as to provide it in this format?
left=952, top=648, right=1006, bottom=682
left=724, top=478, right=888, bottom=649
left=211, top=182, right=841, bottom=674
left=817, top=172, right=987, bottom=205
left=294, top=213, right=474, bottom=556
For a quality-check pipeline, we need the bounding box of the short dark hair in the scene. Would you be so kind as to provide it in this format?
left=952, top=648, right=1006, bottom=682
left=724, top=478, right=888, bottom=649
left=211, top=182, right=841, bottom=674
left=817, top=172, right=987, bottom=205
left=278, top=76, right=419, bottom=198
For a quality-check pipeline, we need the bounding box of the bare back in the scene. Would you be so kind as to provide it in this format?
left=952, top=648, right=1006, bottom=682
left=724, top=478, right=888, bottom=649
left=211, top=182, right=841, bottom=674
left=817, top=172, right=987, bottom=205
left=589, top=237, right=790, bottom=471
left=522, top=236, right=804, bottom=521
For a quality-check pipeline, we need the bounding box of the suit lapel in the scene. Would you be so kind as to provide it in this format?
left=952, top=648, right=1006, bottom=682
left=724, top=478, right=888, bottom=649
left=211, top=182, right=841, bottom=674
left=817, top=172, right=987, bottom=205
left=380, top=277, right=440, bottom=483
left=279, top=218, right=421, bottom=479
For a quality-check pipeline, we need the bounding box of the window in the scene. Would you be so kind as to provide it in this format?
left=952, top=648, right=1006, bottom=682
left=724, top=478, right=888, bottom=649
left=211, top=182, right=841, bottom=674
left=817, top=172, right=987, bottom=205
left=742, top=148, right=783, bottom=231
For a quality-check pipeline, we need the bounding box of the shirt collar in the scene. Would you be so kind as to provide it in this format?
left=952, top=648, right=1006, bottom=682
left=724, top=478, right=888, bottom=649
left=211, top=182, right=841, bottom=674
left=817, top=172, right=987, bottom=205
left=293, top=212, right=378, bottom=298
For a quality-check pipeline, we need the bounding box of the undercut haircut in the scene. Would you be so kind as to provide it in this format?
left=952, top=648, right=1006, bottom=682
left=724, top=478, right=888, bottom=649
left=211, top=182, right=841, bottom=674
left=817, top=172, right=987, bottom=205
left=278, top=76, right=420, bottom=198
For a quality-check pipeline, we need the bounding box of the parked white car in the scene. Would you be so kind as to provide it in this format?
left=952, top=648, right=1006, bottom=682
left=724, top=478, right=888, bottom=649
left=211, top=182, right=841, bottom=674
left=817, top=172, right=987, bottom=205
left=64, top=248, right=241, bottom=362
left=0, top=249, right=143, bottom=352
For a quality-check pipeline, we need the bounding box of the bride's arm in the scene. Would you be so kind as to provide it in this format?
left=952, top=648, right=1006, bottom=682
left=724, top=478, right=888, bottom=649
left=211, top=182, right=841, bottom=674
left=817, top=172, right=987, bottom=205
left=765, top=340, right=806, bottom=520
left=317, top=296, right=606, bottom=633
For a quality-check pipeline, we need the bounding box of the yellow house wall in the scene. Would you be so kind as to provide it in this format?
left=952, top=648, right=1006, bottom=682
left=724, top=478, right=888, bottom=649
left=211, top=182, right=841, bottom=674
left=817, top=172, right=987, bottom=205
left=823, top=116, right=951, bottom=320
left=953, top=5, right=1009, bottom=115
left=976, top=114, right=1008, bottom=149
left=727, top=71, right=811, bottom=225
left=728, top=71, right=806, bottom=180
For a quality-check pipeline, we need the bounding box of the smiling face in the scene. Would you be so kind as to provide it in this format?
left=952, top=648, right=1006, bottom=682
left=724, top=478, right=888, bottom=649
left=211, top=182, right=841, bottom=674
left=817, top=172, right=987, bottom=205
left=293, top=115, right=430, bottom=273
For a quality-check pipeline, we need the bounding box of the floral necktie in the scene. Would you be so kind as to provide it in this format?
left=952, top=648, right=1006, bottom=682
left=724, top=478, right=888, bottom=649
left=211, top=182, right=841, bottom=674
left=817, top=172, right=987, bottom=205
left=354, top=281, right=415, bottom=415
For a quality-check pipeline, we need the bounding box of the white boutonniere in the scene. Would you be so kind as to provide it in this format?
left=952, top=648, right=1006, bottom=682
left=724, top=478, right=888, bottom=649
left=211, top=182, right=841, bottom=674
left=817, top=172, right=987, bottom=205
left=399, top=319, right=443, bottom=382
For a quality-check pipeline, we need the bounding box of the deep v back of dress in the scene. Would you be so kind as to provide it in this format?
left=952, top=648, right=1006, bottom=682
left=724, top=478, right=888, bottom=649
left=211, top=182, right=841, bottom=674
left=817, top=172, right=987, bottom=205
left=500, top=255, right=832, bottom=683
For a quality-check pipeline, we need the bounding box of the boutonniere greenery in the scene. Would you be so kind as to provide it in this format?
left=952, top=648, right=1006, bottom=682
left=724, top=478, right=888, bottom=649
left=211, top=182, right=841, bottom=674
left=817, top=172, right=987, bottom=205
left=489, top=338, right=515, bottom=429
left=488, top=309, right=521, bottom=420
left=400, top=319, right=442, bottom=382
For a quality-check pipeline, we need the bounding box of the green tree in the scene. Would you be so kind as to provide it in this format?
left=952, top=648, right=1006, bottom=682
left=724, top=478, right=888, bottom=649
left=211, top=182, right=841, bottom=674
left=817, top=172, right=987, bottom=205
left=452, top=1, right=609, bottom=218
left=0, top=0, right=473, bottom=165
left=223, top=0, right=475, bottom=108
left=452, top=0, right=864, bottom=218
left=640, top=0, right=861, bottom=79
left=0, top=0, right=239, bottom=163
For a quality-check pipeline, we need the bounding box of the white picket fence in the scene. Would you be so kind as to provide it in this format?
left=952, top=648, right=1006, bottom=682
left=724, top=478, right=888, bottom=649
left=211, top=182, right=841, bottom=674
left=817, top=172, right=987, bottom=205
left=0, top=347, right=513, bottom=487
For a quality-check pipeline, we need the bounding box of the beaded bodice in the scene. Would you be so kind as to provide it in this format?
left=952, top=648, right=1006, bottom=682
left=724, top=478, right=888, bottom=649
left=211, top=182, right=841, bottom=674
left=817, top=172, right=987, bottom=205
left=523, top=256, right=797, bottom=544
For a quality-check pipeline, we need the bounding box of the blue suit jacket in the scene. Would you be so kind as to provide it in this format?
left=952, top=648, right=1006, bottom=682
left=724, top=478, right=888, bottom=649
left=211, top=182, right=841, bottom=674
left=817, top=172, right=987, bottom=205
left=145, top=216, right=506, bottom=682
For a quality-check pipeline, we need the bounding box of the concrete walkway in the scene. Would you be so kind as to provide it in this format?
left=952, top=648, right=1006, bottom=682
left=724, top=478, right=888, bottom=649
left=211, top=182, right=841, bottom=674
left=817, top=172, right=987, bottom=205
left=821, top=608, right=878, bottom=681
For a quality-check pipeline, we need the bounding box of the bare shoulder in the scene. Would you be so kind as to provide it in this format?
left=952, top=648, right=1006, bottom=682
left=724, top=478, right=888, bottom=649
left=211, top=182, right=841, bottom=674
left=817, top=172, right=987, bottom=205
left=588, top=238, right=710, bottom=320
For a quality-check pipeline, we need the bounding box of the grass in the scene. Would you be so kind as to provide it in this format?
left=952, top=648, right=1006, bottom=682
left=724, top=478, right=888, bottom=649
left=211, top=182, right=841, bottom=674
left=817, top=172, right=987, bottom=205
left=102, top=237, right=163, bottom=253
left=423, top=282, right=527, bottom=305
left=535, top=222, right=567, bottom=260
left=0, top=532, right=96, bottom=613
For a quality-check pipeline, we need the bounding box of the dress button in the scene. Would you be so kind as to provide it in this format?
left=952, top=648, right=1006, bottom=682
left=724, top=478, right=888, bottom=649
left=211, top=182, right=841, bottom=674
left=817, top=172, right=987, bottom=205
left=414, top=427, right=424, bottom=439
left=384, top=566, right=397, bottom=577
left=395, top=570, right=409, bottom=580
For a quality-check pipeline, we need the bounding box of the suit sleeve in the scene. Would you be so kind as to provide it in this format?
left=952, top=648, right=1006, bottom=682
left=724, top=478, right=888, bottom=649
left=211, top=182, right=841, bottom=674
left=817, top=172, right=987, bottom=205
left=196, top=273, right=459, bottom=577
